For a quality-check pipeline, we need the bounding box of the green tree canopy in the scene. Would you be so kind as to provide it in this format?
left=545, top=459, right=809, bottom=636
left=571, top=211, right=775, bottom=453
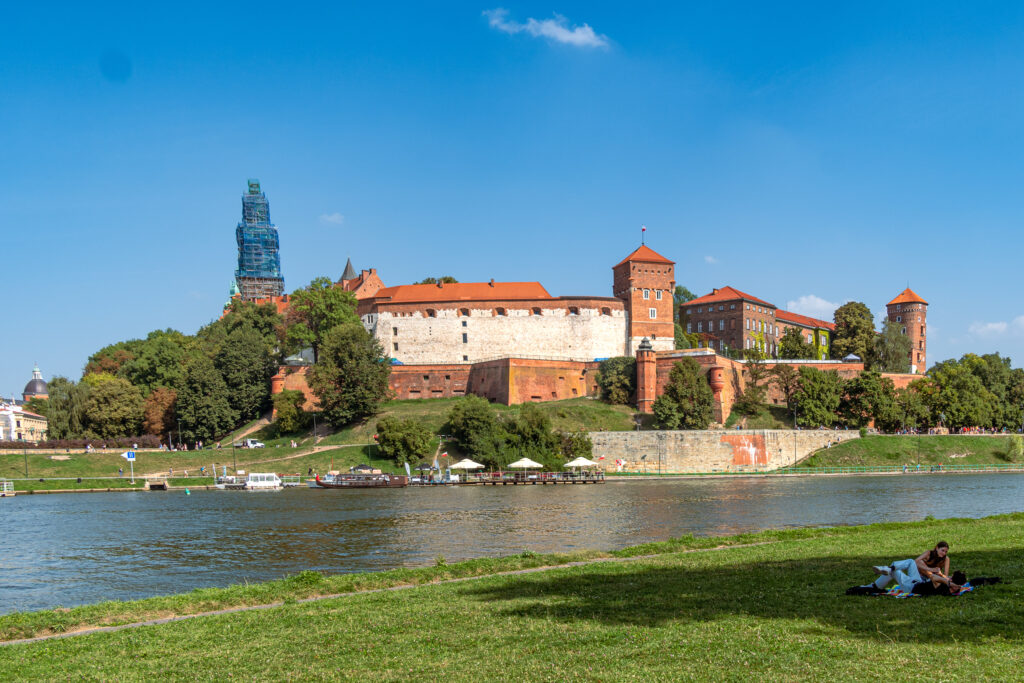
left=143, top=387, right=177, bottom=438
left=115, top=329, right=192, bottom=395
left=839, top=371, right=898, bottom=429
left=928, top=360, right=997, bottom=429
left=284, top=277, right=359, bottom=363
left=83, top=377, right=144, bottom=439
left=45, top=376, right=91, bottom=439
left=778, top=327, right=818, bottom=360
left=198, top=300, right=284, bottom=359
left=596, top=357, right=636, bottom=405
left=308, top=322, right=392, bottom=428
left=376, top=416, right=434, bottom=466
left=870, top=319, right=912, bottom=373
left=445, top=396, right=507, bottom=467
left=271, top=390, right=311, bottom=435
left=831, top=302, right=875, bottom=361
left=215, top=323, right=277, bottom=422
left=651, top=358, right=714, bottom=429
left=413, top=276, right=458, bottom=284
left=770, top=364, right=801, bottom=411
left=176, top=355, right=237, bottom=444
left=895, top=378, right=933, bottom=430
left=504, top=403, right=562, bottom=469
left=792, top=367, right=845, bottom=428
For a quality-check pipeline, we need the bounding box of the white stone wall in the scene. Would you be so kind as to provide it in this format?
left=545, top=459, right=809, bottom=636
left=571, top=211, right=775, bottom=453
left=364, top=305, right=628, bottom=363
left=627, top=333, right=674, bottom=355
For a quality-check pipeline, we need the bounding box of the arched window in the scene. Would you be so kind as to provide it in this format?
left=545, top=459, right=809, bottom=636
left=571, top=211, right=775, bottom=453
left=569, top=307, right=580, bottom=316
left=459, top=308, right=470, bottom=317
left=426, top=309, right=436, bottom=318
left=495, top=308, right=507, bottom=316
left=601, top=307, right=611, bottom=316
left=532, top=307, right=542, bottom=316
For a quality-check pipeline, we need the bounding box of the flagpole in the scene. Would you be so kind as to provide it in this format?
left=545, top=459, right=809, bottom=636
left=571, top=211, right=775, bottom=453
left=641, top=224, right=646, bottom=245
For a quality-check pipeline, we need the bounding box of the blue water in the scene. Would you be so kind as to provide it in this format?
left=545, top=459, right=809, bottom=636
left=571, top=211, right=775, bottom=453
left=1, top=474, right=1022, bottom=614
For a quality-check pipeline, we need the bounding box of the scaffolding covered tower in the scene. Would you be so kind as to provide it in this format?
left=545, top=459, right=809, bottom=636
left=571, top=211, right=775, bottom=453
left=234, top=179, right=284, bottom=301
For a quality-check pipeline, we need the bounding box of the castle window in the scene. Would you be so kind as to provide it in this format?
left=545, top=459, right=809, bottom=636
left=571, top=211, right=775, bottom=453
left=687, top=323, right=692, bottom=333
left=569, top=307, right=580, bottom=316
left=462, top=333, right=468, bottom=343
left=896, top=316, right=901, bottom=322
left=601, top=307, right=611, bottom=316
left=919, top=341, right=924, bottom=349
left=393, top=343, right=399, bottom=351
left=920, top=325, right=925, bottom=335
left=462, top=320, right=467, bottom=327
left=649, top=308, right=656, bottom=319
left=643, top=289, right=650, bottom=299
left=463, top=355, right=468, bottom=361
left=719, top=305, right=724, bottom=311
left=445, top=375, right=450, bottom=380
left=393, top=327, right=398, bottom=336
left=730, top=304, right=735, bottom=309
left=422, top=374, right=429, bottom=380
left=426, top=309, right=436, bottom=318
left=495, top=308, right=506, bottom=316
left=532, top=307, right=542, bottom=316
left=902, top=327, right=907, bottom=335
left=459, top=308, right=470, bottom=317
left=656, top=290, right=662, bottom=300
left=697, top=307, right=702, bottom=313
left=745, top=319, right=749, bottom=330
left=719, top=320, right=724, bottom=331
left=698, top=322, right=703, bottom=332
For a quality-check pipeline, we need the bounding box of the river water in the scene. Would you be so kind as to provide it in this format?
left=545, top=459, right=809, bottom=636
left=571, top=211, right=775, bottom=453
left=2, top=474, right=1023, bottom=615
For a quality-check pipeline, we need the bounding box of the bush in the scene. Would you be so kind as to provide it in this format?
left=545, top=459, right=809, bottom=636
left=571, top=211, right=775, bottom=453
left=1007, top=436, right=1024, bottom=463
left=0, top=435, right=162, bottom=450
left=596, top=357, right=636, bottom=405
left=376, top=416, right=434, bottom=465
left=272, top=390, right=311, bottom=435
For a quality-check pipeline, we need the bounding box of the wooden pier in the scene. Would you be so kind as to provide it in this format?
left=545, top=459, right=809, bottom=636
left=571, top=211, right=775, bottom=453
left=412, top=472, right=605, bottom=486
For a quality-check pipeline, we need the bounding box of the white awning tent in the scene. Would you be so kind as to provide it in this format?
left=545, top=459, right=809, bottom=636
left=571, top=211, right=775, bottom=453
left=564, top=457, right=599, bottom=468
left=450, top=458, right=485, bottom=470
left=507, top=458, right=543, bottom=469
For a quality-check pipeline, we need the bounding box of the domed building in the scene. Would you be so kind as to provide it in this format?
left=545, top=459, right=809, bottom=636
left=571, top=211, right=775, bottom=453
left=22, top=364, right=48, bottom=402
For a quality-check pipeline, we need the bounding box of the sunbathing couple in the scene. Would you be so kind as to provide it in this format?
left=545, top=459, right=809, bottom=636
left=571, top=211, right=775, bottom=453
left=868, top=541, right=966, bottom=596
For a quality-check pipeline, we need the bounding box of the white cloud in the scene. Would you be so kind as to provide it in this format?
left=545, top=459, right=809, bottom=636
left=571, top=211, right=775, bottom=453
left=484, top=9, right=609, bottom=48
left=319, top=213, right=344, bottom=225
left=786, top=295, right=840, bottom=321
left=968, top=321, right=1008, bottom=336
left=704, top=255, right=718, bottom=264
left=1014, top=316, right=1024, bottom=332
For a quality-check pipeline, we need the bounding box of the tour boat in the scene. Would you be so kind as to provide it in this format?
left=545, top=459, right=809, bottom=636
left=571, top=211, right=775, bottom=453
left=0, top=480, right=14, bottom=497
left=245, top=473, right=283, bottom=490
left=214, top=475, right=246, bottom=490
left=313, top=472, right=408, bottom=489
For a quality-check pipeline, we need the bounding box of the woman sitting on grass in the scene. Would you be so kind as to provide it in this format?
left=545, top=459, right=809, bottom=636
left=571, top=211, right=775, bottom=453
left=871, top=541, right=963, bottom=594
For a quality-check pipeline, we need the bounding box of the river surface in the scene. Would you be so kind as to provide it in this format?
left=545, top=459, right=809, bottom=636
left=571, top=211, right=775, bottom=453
left=2, top=474, right=1023, bottom=615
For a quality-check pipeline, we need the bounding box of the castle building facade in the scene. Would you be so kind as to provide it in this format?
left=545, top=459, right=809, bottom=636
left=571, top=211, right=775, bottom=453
left=886, top=288, right=928, bottom=373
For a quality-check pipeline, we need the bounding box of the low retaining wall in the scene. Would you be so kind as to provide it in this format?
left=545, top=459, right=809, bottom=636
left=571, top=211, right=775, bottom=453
left=589, top=429, right=860, bottom=473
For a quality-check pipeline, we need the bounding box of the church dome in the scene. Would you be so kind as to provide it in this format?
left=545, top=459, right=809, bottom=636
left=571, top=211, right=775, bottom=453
left=23, top=365, right=47, bottom=398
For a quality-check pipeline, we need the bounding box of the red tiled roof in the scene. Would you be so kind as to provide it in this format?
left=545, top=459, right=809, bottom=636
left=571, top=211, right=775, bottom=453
left=888, top=288, right=927, bottom=306
left=777, top=309, right=836, bottom=331
left=614, top=245, right=675, bottom=267
left=370, top=281, right=553, bottom=304
left=683, top=286, right=775, bottom=308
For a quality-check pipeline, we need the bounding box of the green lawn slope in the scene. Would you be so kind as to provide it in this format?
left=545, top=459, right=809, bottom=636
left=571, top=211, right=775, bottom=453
left=802, top=435, right=1019, bottom=467
left=1, top=513, right=1022, bottom=679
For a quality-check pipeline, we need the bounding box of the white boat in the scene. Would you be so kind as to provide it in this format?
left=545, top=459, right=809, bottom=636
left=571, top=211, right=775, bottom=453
left=0, top=480, right=14, bottom=497
left=215, top=475, right=246, bottom=490
left=245, top=472, right=282, bottom=490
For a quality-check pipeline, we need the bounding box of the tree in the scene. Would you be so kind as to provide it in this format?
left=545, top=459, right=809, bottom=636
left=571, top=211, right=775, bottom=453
left=674, top=286, right=699, bottom=350
left=651, top=358, right=714, bottom=429
left=23, top=397, right=48, bottom=417
left=198, top=300, right=284, bottom=359
left=84, top=341, right=139, bottom=376
left=839, top=371, right=898, bottom=430
left=176, top=355, right=237, bottom=443
left=928, top=361, right=996, bottom=429
left=376, top=416, right=434, bottom=465
left=792, top=367, right=845, bottom=428
left=284, top=277, right=359, bottom=363
left=413, top=276, right=458, bottom=284
left=831, top=302, right=875, bottom=361
left=596, top=357, right=636, bottom=405
left=45, top=377, right=91, bottom=439
left=446, top=396, right=507, bottom=467
left=143, top=387, right=177, bottom=436
left=895, top=379, right=932, bottom=430
left=778, top=327, right=817, bottom=360
left=83, top=377, right=144, bottom=439
left=558, top=429, right=593, bottom=460
left=308, top=322, right=392, bottom=427
left=871, top=319, right=911, bottom=373
left=505, top=403, right=561, bottom=469
left=733, top=354, right=769, bottom=416
left=215, top=323, right=277, bottom=422
left=115, top=329, right=190, bottom=395
left=272, top=390, right=311, bottom=434
left=770, top=364, right=801, bottom=411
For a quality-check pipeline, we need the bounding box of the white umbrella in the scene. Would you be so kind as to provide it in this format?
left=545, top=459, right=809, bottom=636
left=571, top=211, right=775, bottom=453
left=564, top=457, right=599, bottom=468
left=450, top=458, right=485, bottom=470
left=508, top=458, right=543, bottom=469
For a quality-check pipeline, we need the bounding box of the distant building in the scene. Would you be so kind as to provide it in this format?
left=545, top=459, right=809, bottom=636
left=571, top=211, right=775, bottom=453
left=22, top=364, right=48, bottom=402
left=887, top=288, right=928, bottom=373
left=0, top=403, right=47, bottom=442
left=234, top=179, right=284, bottom=301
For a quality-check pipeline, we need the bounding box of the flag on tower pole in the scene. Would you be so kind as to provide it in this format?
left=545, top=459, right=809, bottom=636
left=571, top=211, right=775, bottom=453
left=641, top=225, right=646, bottom=245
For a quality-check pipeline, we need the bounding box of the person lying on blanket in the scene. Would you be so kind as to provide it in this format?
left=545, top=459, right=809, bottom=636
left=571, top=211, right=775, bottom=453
left=871, top=541, right=964, bottom=594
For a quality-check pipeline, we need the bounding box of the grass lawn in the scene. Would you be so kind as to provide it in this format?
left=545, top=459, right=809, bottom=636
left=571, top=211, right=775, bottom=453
left=803, top=435, right=1018, bottom=467
left=725, top=404, right=795, bottom=430
left=1, top=513, right=1022, bottom=679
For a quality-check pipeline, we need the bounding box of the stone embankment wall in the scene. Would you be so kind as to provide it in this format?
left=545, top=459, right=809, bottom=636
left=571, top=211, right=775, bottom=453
left=589, top=429, right=860, bottom=473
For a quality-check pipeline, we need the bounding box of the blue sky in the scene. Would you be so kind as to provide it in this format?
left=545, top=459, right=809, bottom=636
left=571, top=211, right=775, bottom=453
left=4, top=2, right=1024, bottom=395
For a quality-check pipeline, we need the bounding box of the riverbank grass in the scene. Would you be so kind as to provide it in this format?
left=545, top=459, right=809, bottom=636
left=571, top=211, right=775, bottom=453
left=2, top=513, right=1022, bottom=679
left=804, top=434, right=1016, bottom=467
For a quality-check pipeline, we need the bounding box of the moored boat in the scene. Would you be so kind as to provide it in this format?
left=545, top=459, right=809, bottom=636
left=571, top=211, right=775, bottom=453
left=245, top=472, right=283, bottom=490
left=313, top=472, right=408, bottom=489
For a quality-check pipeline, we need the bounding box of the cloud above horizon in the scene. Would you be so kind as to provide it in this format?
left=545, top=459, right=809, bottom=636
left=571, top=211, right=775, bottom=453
left=319, top=212, right=344, bottom=225
left=786, top=294, right=841, bottom=321
left=968, top=316, right=1024, bottom=337
left=704, top=255, right=718, bottom=264
left=484, top=9, right=609, bottom=48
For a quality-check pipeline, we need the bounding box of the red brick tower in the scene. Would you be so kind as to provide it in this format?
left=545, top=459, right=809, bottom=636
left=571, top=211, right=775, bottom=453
left=613, top=245, right=676, bottom=354
left=886, top=288, right=928, bottom=374
left=635, top=338, right=657, bottom=413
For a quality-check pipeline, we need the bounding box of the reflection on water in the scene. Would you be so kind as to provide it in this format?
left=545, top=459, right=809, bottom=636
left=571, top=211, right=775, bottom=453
left=2, top=474, right=1023, bottom=614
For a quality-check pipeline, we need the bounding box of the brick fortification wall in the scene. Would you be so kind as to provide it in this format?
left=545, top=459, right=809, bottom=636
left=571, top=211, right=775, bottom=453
left=391, top=358, right=600, bottom=404
left=590, top=429, right=860, bottom=473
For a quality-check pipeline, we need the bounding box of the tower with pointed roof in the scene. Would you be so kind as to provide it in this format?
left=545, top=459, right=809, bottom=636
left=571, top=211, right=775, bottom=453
left=612, top=245, right=676, bottom=354
left=886, top=288, right=928, bottom=373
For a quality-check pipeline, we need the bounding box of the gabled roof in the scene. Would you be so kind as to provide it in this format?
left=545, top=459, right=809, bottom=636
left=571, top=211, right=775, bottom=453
left=614, top=245, right=675, bottom=268
left=684, top=286, right=775, bottom=308
left=340, top=257, right=357, bottom=281
left=370, top=281, right=552, bottom=304
left=777, top=309, right=836, bottom=331
left=888, top=288, right=927, bottom=306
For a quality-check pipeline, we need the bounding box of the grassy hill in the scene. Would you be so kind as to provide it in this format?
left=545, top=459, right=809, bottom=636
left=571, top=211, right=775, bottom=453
left=802, top=434, right=1020, bottom=467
